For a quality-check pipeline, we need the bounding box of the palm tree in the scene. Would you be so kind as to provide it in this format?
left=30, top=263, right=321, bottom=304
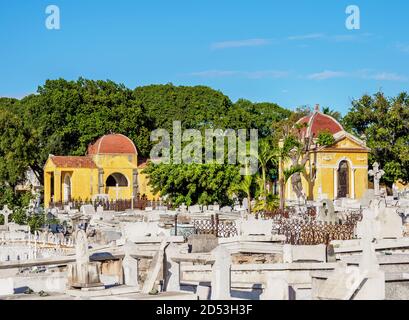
left=252, top=140, right=276, bottom=200
left=229, top=174, right=253, bottom=214
left=275, top=137, right=307, bottom=210
left=322, top=107, right=342, bottom=122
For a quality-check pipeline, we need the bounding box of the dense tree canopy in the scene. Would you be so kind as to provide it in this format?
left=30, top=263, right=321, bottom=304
left=0, top=79, right=291, bottom=187
left=343, top=92, right=409, bottom=186
left=2, top=77, right=407, bottom=217
left=143, top=163, right=242, bottom=206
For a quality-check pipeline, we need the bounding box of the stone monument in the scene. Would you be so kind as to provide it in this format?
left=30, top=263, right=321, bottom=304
left=369, top=162, right=385, bottom=197
left=317, top=199, right=337, bottom=224
left=0, top=205, right=12, bottom=226
left=67, top=230, right=103, bottom=289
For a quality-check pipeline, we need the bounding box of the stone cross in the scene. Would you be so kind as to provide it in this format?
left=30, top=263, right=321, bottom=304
left=0, top=205, right=12, bottom=226
left=369, top=162, right=385, bottom=197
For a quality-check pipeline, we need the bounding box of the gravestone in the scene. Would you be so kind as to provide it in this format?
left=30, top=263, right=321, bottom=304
left=141, top=240, right=167, bottom=294
left=260, top=276, right=289, bottom=300
left=147, top=212, right=160, bottom=222
left=369, top=162, right=385, bottom=197
left=210, top=246, right=231, bottom=300
left=179, top=203, right=187, bottom=213
left=0, top=278, right=14, bottom=296
left=122, top=242, right=140, bottom=288
left=317, top=199, right=337, bottom=224
left=375, top=207, right=403, bottom=239
left=238, top=219, right=273, bottom=236
left=197, top=283, right=211, bottom=300
left=220, top=206, right=232, bottom=213
left=243, top=198, right=249, bottom=210
left=360, top=189, right=375, bottom=208
left=164, top=243, right=181, bottom=292
left=188, top=205, right=202, bottom=214
left=0, top=205, right=12, bottom=226
left=188, top=234, right=218, bottom=253
left=121, top=222, right=160, bottom=240
left=67, top=230, right=103, bottom=289
left=80, top=204, right=96, bottom=216
left=96, top=205, right=104, bottom=214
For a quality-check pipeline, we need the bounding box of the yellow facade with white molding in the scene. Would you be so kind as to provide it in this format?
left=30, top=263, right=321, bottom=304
left=43, top=134, right=158, bottom=208
left=282, top=109, right=370, bottom=201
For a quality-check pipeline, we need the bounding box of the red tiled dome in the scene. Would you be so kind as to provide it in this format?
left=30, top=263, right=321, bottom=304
left=87, top=134, right=138, bottom=155
left=296, top=110, right=343, bottom=139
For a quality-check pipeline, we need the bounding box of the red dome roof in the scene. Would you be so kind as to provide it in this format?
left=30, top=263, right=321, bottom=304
left=87, top=134, right=138, bottom=155
left=296, top=111, right=343, bottom=139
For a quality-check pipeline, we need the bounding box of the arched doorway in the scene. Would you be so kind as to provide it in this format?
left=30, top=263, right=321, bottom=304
left=63, top=174, right=72, bottom=202
left=105, top=173, right=129, bottom=200
left=106, top=173, right=129, bottom=187
left=337, top=161, right=349, bottom=198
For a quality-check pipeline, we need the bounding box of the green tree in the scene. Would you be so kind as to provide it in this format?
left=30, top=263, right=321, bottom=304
left=343, top=92, right=409, bottom=186
left=143, top=163, right=242, bottom=207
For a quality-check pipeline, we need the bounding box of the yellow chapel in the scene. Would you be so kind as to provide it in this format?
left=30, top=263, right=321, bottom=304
left=43, top=134, right=157, bottom=208
left=283, top=107, right=370, bottom=201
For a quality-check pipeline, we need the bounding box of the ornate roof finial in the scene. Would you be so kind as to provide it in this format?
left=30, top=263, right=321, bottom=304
left=315, top=104, right=320, bottom=112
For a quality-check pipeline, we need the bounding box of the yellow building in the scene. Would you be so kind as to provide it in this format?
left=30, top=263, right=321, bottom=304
left=44, top=134, right=157, bottom=207
left=283, top=107, right=370, bottom=201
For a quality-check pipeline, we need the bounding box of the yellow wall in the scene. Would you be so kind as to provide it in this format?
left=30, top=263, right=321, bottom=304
left=137, top=168, right=159, bottom=200
left=282, top=136, right=369, bottom=201
left=44, top=154, right=158, bottom=207
left=44, top=159, right=98, bottom=207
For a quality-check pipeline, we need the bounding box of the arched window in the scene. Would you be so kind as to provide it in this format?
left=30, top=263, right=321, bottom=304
left=337, top=160, right=350, bottom=198
left=106, top=173, right=128, bottom=187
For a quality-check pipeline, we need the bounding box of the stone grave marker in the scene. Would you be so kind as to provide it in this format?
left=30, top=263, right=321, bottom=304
left=210, top=246, right=231, bottom=300
left=188, top=234, right=218, bottom=253
left=188, top=205, right=202, bottom=214
left=122, top=242, right=140, bottom=288
left=317, top=199, right=337, bottom=224
left=80, top=204, right=96, bottom=216
left=67, top=229, right=103, bottom=289
left=369, top=162, right=385, bottom=197
left=0, top=205, right=12, bottom=226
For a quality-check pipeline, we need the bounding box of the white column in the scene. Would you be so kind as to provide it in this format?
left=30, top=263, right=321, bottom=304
left=351, top=168, right=356, bottom=199
left=333, top=168, right=338, bottom=200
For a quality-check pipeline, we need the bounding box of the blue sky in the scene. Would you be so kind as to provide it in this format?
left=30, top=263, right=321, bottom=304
left=1, top=0, right=408, bottom=114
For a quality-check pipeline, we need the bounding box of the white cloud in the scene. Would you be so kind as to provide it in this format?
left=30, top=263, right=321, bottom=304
left=367, top=72, right=408, bottom=82
left=306, top=69, right=408, bottom=82
left=189, top=70, right=238, bottom=77
left=244, top=70, right=289, bottom=79
left=288, top=33, right=372, bottom=42
left=307, top=70, right=348, bottom=80
left=211, top=38, right=270, bottom=50
left=288, top=33, right=325, bottom=41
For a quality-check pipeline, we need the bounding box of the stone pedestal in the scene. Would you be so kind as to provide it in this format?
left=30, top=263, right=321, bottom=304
left=67, top=262, right=103, bottom=289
